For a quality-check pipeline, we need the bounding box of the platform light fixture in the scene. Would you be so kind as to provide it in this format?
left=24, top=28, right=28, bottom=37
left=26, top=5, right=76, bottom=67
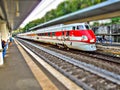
left=16, top=0, right=20, bottom=17
left=16, top=11, right=20, bottom=17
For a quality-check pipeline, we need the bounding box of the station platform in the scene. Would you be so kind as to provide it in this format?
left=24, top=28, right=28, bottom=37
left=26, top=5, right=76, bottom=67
left=0, top=41, right=65, bottom=90
left=96, top=42, right=120, bottom=46
left=0, top=40, right=80, bottom=90
left=0, top=42, right=42, bottom=90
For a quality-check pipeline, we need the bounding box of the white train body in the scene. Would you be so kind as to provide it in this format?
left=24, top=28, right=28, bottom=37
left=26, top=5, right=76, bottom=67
left=17, top=23, right=97, bottom=51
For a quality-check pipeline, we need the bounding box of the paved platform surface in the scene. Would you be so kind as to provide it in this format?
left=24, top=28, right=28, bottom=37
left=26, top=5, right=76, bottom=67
left=0, top=42, right=42, bottom=90
left=96, top=42, right=120, bottom=50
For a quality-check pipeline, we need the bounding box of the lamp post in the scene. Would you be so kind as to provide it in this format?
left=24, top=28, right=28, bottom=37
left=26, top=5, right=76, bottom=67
left=109, top=25, right=112, bottom=45
left=44, top=16, right=46, bottom=23
left=16, top=0, right=20, bottom=17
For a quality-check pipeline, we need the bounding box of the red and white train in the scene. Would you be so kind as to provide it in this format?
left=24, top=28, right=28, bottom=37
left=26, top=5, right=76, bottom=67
left=17, top=23, right=97, bottom=51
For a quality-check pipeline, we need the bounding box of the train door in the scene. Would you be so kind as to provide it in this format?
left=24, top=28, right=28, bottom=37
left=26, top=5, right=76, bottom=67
left=65, top=31, right=69, bottom=41
left=62, top=28, right=70, bottom=41
left=62, top=27, right=65, bottom=42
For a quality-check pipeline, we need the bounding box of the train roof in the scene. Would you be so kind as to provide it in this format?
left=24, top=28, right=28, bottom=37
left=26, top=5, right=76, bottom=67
left=64, top=23, right=88, bottom=27
left=30, top=23, right=88, bottom=31
left=18, top=23, right=90, bottom=34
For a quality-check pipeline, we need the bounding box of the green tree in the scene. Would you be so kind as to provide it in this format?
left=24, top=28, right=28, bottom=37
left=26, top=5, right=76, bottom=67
left=49, top=9, right=57, bottom=19
left=56, top=1, right=68, bottom=17
left=111, top=17, right=120, bottom=24
left=22, top=0, right=107, bottom=32
left=93, top=21, right=99, bottom=26
left=66, top=0, right=81, bottom=12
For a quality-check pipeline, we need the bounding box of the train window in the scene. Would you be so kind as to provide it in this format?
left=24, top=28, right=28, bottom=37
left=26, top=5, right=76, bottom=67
left=77, top=25, right=84, bottom=30
left=66, top=27, right=72, bottom=30
left=48, top=33, right=51, bottom=36
left=85, top=25, right=90, bottom=30
left=72, top=26, right=75, bottom=30
left=63, top=27, right=67, bottom=31
left=45, top=33, right=48, bottom=36
left=62, top=32, right=64, bottom=36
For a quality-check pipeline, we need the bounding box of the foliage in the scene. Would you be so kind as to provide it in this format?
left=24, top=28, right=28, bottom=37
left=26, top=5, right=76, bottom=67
left=12, top=28, right=23, bottom=36
left=111, top=17, right=120, bottom=24
left=93, top=21, right=100, bottom=26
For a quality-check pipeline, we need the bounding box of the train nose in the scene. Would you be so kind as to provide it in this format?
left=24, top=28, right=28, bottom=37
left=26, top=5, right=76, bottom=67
left=89, top=44, right=97, bottom=51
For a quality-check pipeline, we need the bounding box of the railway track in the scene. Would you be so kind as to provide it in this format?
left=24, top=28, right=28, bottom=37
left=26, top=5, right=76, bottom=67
left=17, top=38, right=120, bottom=90
left=36, top=41, right=120, bottom=75
left=71, top=50, right=120, bottom=64
left=46, top=44, right=120, bottom=64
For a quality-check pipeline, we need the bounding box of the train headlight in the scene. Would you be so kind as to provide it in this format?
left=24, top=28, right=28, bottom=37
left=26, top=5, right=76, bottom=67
left=82, top=35, right=88, bottom=41
left=90, top=39, right=95, bottom=42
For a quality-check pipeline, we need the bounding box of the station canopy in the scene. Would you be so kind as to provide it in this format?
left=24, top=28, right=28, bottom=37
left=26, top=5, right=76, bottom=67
left=0, top=0, right=41, bottom=31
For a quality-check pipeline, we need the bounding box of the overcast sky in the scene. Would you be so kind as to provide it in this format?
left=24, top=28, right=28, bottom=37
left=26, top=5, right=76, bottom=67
left=20, top=0, right=65, bottom=28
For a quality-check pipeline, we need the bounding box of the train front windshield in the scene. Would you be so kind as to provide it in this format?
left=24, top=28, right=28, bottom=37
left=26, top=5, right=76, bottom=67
left=85, top=25, right=91, bottom=30
left=76, top=25, right=91, bottom=30
left=77, top=25, right=84, bottom=30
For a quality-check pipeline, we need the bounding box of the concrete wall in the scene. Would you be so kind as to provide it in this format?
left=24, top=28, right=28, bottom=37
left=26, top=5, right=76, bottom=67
left=0, top=20, right=10, bottom=65
left=0, top=20, right=10, bottom=42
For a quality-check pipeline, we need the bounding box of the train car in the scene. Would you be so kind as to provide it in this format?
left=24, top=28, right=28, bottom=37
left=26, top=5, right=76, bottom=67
left=17, top=23, right=97, bottom=51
